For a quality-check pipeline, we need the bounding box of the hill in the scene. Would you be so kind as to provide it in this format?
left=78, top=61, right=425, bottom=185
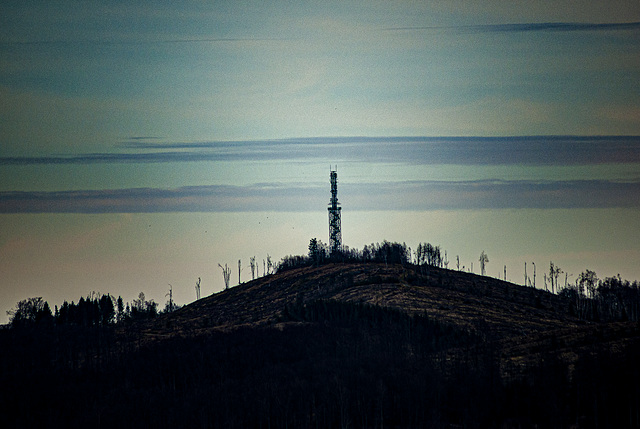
left=155, top=262, right=577, bottom=335
left=2, top=262, right=640, bottom=428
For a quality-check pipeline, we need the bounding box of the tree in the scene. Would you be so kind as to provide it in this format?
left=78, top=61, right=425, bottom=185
left=34, top=301, right=54, bottom=326
left=195, top=277, right=201, bottom=300
left=238, top=259, right=242, bottom=284
left=163, top=299, right=181, bottom=314
left=131, top=292, right=158, bottom=319
left=308, top=238, right=328, bottom=266
left=116, top=296, right=125, bottom=322
left=549, top=262, right=562, bottom=294
left=309, top=237, right=318, bottom=257
left=578, top=269, right=598, bottom=299
left=415, top=243, right=424, bottom=265
left=250, top=257, right=256, bottom=280
left=479, top=251, right=489, bottom=276
left=266, top=254, right=273, bottom=275
left=7, top=297, right=52, bottom=327
left=98, top=294, right=115, bottom=325
left=219, top=263, right=231, bottom=289
left=133, top=292, right=146, bottom=313
left=532, top=262, right=536, bottom=288
left=309, top=238, right=320, bottom=265
left=166, top=284, right=174, bottom=313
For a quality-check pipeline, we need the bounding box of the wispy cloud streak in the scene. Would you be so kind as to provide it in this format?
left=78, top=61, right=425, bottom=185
left=346, top=180, right=640, bottom=210
left=2, top=180, right=639, bottom=213
left=384, top=21, right=640, bottom=33
left=0, top=185, right=323, bottom=213
left=0, top=152, right=225, bottom=165
left=3, top=136, right=640, bottom=166
left=0, top=37, right=286, bottom=46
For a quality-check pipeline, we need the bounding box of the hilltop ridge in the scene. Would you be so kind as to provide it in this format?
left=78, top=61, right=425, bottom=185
left=147, top=261, right=640, bottom=385
left=151, top=262, right=577, bottom=337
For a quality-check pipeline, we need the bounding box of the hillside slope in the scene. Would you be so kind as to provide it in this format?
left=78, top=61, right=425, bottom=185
left=150, top=262, right=578, bottom=338
left=3, top=262, right=640, bottom=428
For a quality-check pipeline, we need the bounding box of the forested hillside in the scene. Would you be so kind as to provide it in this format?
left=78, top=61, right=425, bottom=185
left=2, top=261, right=639, bottom=428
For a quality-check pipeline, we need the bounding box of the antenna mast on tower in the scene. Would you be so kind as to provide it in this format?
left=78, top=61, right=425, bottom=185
left=328, top=166, right=342, bottom=255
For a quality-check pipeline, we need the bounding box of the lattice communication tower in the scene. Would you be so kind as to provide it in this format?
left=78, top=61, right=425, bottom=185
left=328, top=166, right=342, bottom=255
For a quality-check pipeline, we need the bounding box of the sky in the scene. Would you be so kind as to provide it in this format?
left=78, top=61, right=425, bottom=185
left=1, top=1, right=639, bottom=323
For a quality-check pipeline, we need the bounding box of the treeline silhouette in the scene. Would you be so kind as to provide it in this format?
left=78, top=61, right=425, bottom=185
left=3, top=293, right=639, bottom=428
left=561, top=274, right=640, bottom=322
left=4, top=239, right=640, bottom=427
left=0, top=294, right=500, bottom=428
left=280, top=239, right=429, bottom=271
left=6, top=292, right=163, bottom=329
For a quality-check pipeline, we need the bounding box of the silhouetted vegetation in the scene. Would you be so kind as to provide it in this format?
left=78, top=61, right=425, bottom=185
left=283, top=298, right=482, bottom=354
left=279, top=239, right=414, bottom=272
left=55, top=293, right=116, bottom=326
left=3, top=292, right=639, bottom=428
left=4, top=246, right=640, bottom=428
left=1, top=298, right=502, bottom=428
left=6, top=297, right=53, bottom=328
left=561, top=273, right=640, bottom=322
left=415, top=241, right=444, bottom=267
left=6, top=292, right=161, bottom=329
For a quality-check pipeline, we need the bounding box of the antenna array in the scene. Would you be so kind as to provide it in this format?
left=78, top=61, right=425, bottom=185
left=328, top=166, right=342, bottom=255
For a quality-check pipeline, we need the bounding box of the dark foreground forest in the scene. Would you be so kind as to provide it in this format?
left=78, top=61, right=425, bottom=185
left=2, top=261, right=640, bottom=428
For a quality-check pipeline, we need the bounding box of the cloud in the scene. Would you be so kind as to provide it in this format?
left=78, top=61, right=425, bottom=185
left=0, top=185, right=324, bottom=213
left=0, top=152, right=223, bottom=165
left=2, top=179, right=639, bottom=213
left=0, top=37, right=285, bottom=46
left=345, top=180, right=640, bottom=210
left=384, top=21, right=640, bottom=33
left=3, top=136, right=639, bottom=166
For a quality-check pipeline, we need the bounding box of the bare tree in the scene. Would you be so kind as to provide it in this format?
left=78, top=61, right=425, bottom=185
left=479, top=251, right=489, bottom=276
left=218, top=263, right=231, bottom=290
left=133, top=292, right=146, bottom=312
left=250, top=256, right=256, bottom=280
left=166, top=284, right=174, bottom=313
left=195, top=277, right=201, bottom=300
left=532, top=262, right=536, bottom=288
left=238, top=259, right=242, bottom=285
left=549, top=262, right=562, bottom=294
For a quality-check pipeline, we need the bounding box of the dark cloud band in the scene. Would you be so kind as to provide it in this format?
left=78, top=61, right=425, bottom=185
left=3, top=136, right=640, bottom=166
left=2, top=180, right=639, bottom=213
left=384, top=21, right=640, bottom=33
